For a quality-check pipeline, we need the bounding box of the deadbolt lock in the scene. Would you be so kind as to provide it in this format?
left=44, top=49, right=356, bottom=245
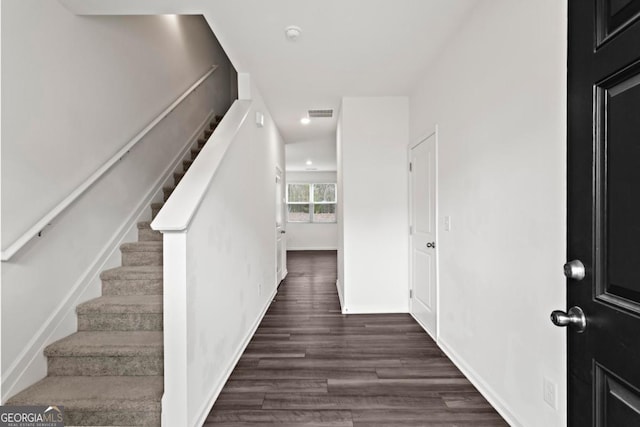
left=564, top=260, right=585, bottom=281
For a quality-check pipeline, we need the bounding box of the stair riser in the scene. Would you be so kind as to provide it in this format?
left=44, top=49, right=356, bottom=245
left=138, top=228, right=162, bottom=242
left=102, top=279, right=162, bottom=296
left=122, top=251, right=163, bottom=267
left=163, top=187, right=173, bottom=201
left=48, top=355, right=162, bottom=376
left=173, top=171, right=184, bottom=183
left=191, top=149, right=200, bottom=160
left=78, top=313, right=163, bottom=331
left=66, top=409, right=160, bottom=427
left=198, top=139, right=206, bottom=149
left=152, top=206, right=162, bottom=218
left=183, top=159, right=193, bottom=170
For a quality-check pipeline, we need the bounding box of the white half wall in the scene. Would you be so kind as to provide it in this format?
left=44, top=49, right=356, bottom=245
left=1, top=2, right=234, bottom=400
left=285, top=171, right=338, bottom=251
left=338, top=97, right=409, bottom=314
left=409, top=1, right=567, bottom=426
left=185, top=88, right=284, bottom=426
left=152, top=80, right=285, bottom=427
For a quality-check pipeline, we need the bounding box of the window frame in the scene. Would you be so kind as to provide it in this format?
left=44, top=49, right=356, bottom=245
left=286, top=182, right=337, bottom=224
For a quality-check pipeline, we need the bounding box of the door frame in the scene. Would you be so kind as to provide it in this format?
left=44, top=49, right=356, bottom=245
left=408, top=125, right=439, bottom=341
left=275, top=165, right=287, bottom=283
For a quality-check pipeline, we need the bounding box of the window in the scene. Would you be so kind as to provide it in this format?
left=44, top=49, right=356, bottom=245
left=287, top=183, right=337, bottom=223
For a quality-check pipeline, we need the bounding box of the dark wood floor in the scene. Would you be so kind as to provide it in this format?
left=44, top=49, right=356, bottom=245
left=205, top=251, right=507, bottom=426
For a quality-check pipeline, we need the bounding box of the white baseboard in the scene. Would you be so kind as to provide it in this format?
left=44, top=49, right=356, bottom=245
left=1, top=111, right=214, bottom=402
left=437, top=337, right=522, bottom=427
left=193, top=286, right=277, bottom=427
left=336, top=279, right=345, bottom=313
left=409, top=312, right=436, bottom=342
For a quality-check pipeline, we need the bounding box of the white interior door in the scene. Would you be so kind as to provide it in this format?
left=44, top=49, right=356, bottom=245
left=275, top=167, right=287, bottom=282
left=409, top=132, right=437, bottom=337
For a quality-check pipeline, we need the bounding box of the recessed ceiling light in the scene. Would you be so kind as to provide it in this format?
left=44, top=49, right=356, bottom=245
left=300, top=117, right=310, bottom=125
left=306, top=160, right=313, bottom=166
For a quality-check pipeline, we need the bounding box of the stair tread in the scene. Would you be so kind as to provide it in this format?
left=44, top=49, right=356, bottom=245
left=101, top=266, right=162, bottom=281
left=137, top=221, right=154, bottom=230
left=6, top=376, right=162, bottom=410
left=151, top=202, right=164, bottom=209
left=45, top=331, right=162, bottom=357
left=77, top=295, right=162, bottom=314
left=120, top=241, right=163, bottom=252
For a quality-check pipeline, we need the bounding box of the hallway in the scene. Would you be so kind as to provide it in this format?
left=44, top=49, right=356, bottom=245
left=205, top=251, right=507, bottom=426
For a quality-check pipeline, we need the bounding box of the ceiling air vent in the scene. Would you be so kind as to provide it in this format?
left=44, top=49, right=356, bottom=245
left=308, top=109, right=333, bottom=118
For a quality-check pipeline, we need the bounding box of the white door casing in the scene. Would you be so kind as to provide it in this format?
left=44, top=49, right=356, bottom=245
left=409, top=130, right=437, bottom=338
left=276, top=166, right=287, bottom=282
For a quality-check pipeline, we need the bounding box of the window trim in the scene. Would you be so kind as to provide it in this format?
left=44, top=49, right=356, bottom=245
left=286, top=182, right=337, bottom=224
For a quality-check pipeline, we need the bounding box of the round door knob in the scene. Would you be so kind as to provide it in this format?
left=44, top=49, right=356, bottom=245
left=426, top=242, right=435, bottom=248
left=564, top=260, right=585, bottom=280
left=550, top=306, right=586, bottom=333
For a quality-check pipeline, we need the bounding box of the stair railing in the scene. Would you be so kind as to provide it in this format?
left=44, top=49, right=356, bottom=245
left=151, top=99, right=252, bottom=426
left=1, top=65, right=218, bottom=262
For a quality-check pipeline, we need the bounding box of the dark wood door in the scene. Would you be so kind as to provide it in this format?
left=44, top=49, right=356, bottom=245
left=567, top=1, right=640, bottom=425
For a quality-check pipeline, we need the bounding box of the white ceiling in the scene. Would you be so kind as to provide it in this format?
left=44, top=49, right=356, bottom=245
left=203, top=0, right=479, bottom=146
left=286, top=138, right=337, bottom=172
left=60, top=0, right=479, bottom=169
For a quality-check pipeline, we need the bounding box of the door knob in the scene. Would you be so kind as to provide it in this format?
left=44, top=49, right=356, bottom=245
left=564, top=260, right=585, bottom=280
left=550, top=306, right=586, bottom=333
left=280, top=230, right=286, bottom=234
left=426, top=242, right=435, bottom=248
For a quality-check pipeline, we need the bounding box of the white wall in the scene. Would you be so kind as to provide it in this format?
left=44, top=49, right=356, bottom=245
left=1, top=1, right=234, bottom=400
left=409, top=1, right=567, bottom=426
left=339, top=97, right=409, bottom=314
left=2, top=5, right=231, bottom=247
left=185, top=86, right=284, bottom=426
left=152, top=79, right=285, bottom=426
left=336, top=114, right=345, bottom=308
left=285, top=171, right=338, bottom=250
left=0, top=2, right=3, bottom=402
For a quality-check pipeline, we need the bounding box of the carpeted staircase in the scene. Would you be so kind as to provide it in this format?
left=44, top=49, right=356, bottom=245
left=6, top=116, right=222, bottom=426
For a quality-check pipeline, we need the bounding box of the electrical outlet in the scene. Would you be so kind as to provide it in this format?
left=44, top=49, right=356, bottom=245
left=444, top=215, right=452, bottom=231
left=543, top=377, right=557, bottom=409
